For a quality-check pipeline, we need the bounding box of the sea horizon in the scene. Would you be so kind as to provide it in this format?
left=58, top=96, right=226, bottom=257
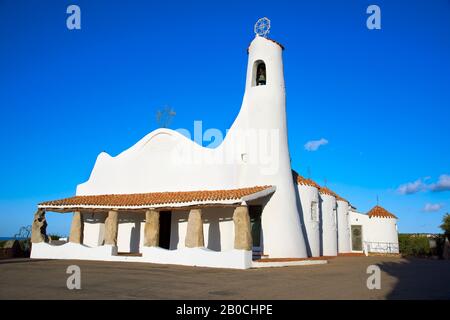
left=0, top=237, right=27, bottom=241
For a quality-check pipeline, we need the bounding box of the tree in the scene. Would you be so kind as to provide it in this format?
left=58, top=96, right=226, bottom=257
left=440, top=213, right=450, bottom=238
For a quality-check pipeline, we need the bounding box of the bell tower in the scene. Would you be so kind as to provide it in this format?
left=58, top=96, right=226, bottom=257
left=225, top=18, right=308, bottom=258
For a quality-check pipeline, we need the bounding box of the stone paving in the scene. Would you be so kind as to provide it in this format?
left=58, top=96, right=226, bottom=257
left=0, top=256, right=449, bottom=299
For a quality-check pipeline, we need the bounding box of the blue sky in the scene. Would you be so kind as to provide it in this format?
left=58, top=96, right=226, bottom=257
left=0, top=0, right=449, bottom=236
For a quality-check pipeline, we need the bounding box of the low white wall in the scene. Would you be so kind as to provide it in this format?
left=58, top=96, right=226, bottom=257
left=252, top=259, right=328, bottom=268
left=31, top=242, right=118, bottom=260
left=141, top=247, right=252, bottom=269
left=30, top=242, right=253, bottom=269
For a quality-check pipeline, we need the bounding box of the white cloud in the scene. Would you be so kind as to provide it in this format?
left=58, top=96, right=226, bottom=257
left=304, top=138, right=328, bottom=152
left=422, top=203, right=444, bottom=212
left=397, top=179, right=425, bottom=195
left=429, top=174, right=450, bottom=192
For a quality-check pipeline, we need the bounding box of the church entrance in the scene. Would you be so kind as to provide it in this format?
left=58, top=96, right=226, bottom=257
left=351, top=225, right=363, bottom=251
left=249, top=206, right=262, bottom=251
left=159, top=211, right=172, bottom=249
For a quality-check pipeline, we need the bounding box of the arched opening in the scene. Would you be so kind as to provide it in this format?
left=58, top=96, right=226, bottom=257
left=252, top=60, right=266, bottom=86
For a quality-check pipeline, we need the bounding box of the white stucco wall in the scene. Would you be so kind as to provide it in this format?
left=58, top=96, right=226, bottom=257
left=31, top=243, right=254, bottom=269
left=82, top=208, right=236, bottom=254
left=348, top=210, right=399, bottom=253
left=76, top=130, right=240, bottom=195
left=116, top=212, right=145, bottom=253
left=171, top=208, right=235, bottom=252
left=74, top=35, right=308, bottom=259
left=348, top=210, right=369, bottom=252
left=320, top=193, right=337, bottom=256
left=336, top=200, right=351, bottom=253
left=297, top=185, right=320, bottom=257
left=83, top=211, right=145, bottom=252
left=83, top=212, right=106, bottom=247
left=365, top=217, right=399, bottom=253
left=225, top=36, right=308, bottom=258
left=349, top=210, right=369, bottom=229
left=31, top=26, right=404, bottom=267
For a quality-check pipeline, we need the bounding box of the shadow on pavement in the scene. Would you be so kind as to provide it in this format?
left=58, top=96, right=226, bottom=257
left=0, top=258, right=50, bottom=265
left=378, top=257, right=450, bottom=299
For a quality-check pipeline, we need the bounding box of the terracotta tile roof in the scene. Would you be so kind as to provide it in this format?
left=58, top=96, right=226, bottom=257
left=367, top=205, right=398, bottom=219
left=292, top=170, right=347, bottom=200
left=38, top=186, right=274, bottom=210
left=319, top=187, right=349, bottom=203
left=318, top=186, right=336, bottom=197
left=292, top=170, right=350, bottom=203
left=292, top=170, right=320, bottom=189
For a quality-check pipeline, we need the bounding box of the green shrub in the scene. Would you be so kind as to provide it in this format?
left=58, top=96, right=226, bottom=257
left=18, top=239, right=31, bottom=252
left=48, top=234, right=60, bottom=241
left=399, top=234, right=431, bottom=257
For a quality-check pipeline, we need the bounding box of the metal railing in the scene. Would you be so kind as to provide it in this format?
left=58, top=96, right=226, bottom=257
left=364, top=241, right=399, bottom=254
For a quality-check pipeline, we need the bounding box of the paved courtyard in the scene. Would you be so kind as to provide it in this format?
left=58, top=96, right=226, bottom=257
left=0, top=256, right=449, bottom=299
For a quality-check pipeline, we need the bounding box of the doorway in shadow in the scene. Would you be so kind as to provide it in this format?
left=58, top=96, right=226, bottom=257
left=249, top=205, right=262, bottom=251
left=159, top=211, right=172, bottom=249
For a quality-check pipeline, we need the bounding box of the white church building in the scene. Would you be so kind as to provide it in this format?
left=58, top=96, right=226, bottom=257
left=31, top=19, right=399, bottom=269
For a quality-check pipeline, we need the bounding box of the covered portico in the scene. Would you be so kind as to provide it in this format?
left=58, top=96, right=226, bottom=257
left=31, top=186, right=275, bottom=269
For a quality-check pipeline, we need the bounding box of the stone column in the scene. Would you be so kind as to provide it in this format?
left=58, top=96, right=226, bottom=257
left=144, top=210, right=159, bottom=247
left=233, top=206, right=252, bottom=250
left=185, top=209, right=204, bottom=248
left=104, top=210, right=118, bottom=246
left=31, top=209, right=48, bottom=243
left=69, top=211, right=84, bottom=244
